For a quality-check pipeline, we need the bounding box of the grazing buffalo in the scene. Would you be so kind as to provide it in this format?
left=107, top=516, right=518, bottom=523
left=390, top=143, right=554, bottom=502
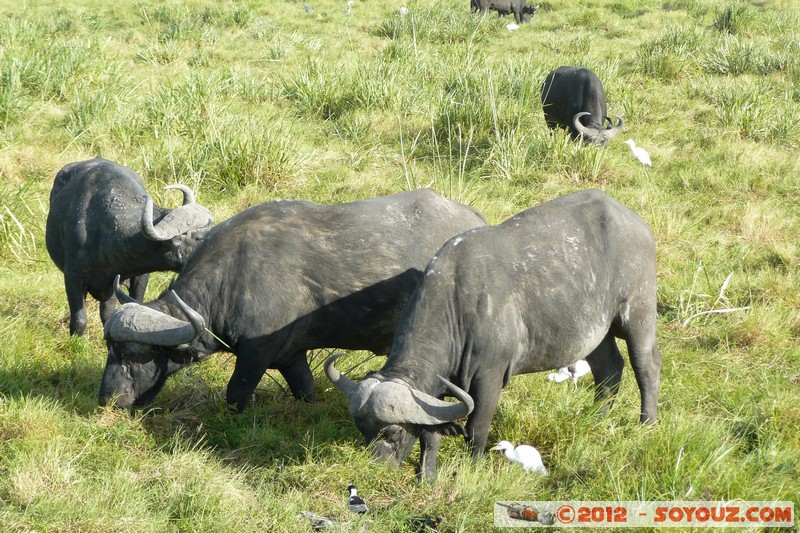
left=99, top=189, right=487, bottom=411
left=540, top=66, right=624, bottom=145
left=45, top=157, right=214, bottom=336
left=471, top=0, right=539, bottom=23
left=326, top=189, right=661, bottom=480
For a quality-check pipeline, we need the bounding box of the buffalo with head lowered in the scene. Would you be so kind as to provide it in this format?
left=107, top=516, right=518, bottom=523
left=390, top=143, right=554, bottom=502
left=541, top=66, right=624, bottom=145
left=99, top=189, right=487, bottom=411
left=326, top=189, right=661, bottom=480
left=46, top=157, right=214, bottom=336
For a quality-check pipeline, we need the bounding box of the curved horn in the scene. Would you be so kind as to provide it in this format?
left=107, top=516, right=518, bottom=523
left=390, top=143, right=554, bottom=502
left=437, top=374, right=475, bottom=414
left=113, top=274, right=138, bottom=305
left=140, top=195, right=164, bottom=241
left=140, top=195, right=214, bottom=242
left=164, top=184, right=195, bottom=206
left=103, top=300, right=202, bottom=346
left=170, top=289, right=205, bottom=339
left=604, top=115, right=624, bottom=139
left=572, top=111, right=594, bottom=139
left=364, top=378, right=474, bottom=426
left=324, top=352, right=360, bottom=401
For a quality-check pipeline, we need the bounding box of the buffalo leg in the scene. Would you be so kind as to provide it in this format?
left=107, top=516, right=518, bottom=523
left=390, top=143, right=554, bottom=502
left=620, top=294, right=662, bottom=424
left=128, top=274, right=149, bottom=301
left=464, top=375, right=503, bottom=456
left=99, top=295, right=116, bottom=325
left=64, top=270, right=87, bottom=336
left=585, top=332, right=624, bottom=415
left=625, top=334, right=661, bottom=424
left=278, top=351, right=316, bottom=402
left=226, top=351, right=271, bottom=412
left=417, top=430, right=443, bottom=483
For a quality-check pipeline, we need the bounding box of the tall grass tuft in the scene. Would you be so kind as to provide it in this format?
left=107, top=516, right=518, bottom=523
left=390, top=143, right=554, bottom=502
left=688, top=77, right=800, bottom=146
left=700, top=36, right=784, bottom=75
left=636, top=25, right=706, bottom=80
left=0, top=181, right=44, bottom=264
left=138, top=116, right=301, bottom=193
left=373, top=3, right=492, bottom=45
left=0, top=63, right=25, bottom=127
left=713, top=2, right=756, bottom=35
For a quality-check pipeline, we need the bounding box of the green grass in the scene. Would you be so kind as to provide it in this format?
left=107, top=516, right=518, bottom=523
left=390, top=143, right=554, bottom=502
left=0, top=0, right=798, bottom=530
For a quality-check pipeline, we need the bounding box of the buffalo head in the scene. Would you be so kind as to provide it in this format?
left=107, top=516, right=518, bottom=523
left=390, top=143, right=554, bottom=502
left=520, top=3, right=539, bottom=22
left=99, top=276, right=206, bottom=408
left=140, top=185, right=214, bottom=262
left=573, top=112, right=624, bottom=145
left=324, top=352, right=474, bottom=466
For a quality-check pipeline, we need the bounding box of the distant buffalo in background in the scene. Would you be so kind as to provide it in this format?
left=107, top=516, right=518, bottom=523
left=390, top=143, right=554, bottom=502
left=471, top=0, right=539, bottom=23
left=46, top=157, right=214, bottom=336
left=541, top=66, right=624, bottom=145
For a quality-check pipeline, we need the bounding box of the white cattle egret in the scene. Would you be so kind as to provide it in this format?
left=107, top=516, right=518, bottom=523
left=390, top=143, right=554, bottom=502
left=506, top=22, right=520, bottom=31
left=547, top=367, right=572, bottom=383
left=491, top=441, right=548, bottom=475
left=347, top=484, right=368, bottom=515
left=625, top=139, right=652, bottom=166
left=398, top=6, right=409, bottom=16
left=568, top=359, right=591, bottom=382
left=547, top=359, right=590, bottom=386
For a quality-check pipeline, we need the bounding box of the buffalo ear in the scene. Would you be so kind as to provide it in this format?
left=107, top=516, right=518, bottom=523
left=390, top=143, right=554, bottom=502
left=167, top=345, right=196, bottom=365
left=425, top=422, right=465, bottom=437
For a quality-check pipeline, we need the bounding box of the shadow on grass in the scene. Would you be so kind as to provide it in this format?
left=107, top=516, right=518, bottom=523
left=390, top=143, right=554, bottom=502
left=0, top=353, right=106, bottom=417
left=128, top=365, right=370, bottom=472
left=0, top=342, right=367, bottom=472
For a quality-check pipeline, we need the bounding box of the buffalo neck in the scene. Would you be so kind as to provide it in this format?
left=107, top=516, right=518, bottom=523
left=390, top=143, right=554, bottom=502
left=379, top=261, right=470, bottom=397
left=378, top=303, right=466, bottom=398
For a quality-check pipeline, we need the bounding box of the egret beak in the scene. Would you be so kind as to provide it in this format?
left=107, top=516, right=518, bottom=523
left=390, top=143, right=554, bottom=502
left=490, top=444, right=503, bottom=451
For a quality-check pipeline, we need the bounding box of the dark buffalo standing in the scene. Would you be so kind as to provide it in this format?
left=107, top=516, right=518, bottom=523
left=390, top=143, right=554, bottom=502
left=99, top=189, right=487, bottom=411
left=326, top=189, right=661, bottom=480
left=541, top=66, right=624, bottom=145
left=46, top=157, right=214, bottom=336
left=471, top=0, right=539, bottom=23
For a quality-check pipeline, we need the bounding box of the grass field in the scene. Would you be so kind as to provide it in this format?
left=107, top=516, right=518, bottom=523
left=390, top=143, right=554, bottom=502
left=0, top=0, right=798, bottom=530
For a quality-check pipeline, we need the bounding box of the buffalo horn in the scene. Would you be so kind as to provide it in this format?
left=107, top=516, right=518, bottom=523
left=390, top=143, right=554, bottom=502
left=104, top=301, right=202, bottom=346
left=104, top=286, right=205, bottom=347
left=164, top=184, right=195, bottom=206
left=113, top=274, right=139, bottom=305
left=365, top=378, right=474, bottom=426
left=140, top=194, right=214, bottom=242
left=325, top=353, right=474, bottom=426
left=572, top=111, right=593, bottom=139
left=605, top=115, right=624, bottom=138
left=324, top=352, right=360, bottom=400
left=170, top=289, right=206, bottom=338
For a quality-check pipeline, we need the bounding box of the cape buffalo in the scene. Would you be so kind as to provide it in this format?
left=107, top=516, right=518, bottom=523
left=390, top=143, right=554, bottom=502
left=99, top=189, right=487, bottom=411
left=541, top=66, right=624, bottom=145
left=326, top=189, right=661, bottom=480
left=46, top=157, right=214, bottom=336
left=471, top=0, right=539, bottom=23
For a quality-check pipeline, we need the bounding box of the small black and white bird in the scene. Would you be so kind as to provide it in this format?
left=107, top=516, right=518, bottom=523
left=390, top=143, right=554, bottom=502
left=347, top=484, right=368, bottom=515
